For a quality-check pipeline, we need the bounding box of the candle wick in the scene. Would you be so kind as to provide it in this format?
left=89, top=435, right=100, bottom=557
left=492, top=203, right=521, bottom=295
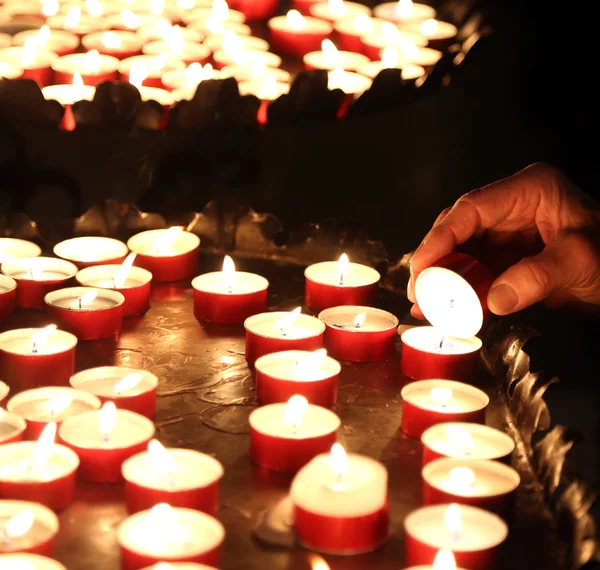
left=78, top=298, right=82, bottom=310
left=453, top=530, right=461, bottom=544
left=168, top=469, right=175, bottom=489
left=2, top=527, right=10, bottom=547
left=439, top=336, right=445, bottom=350
left=103, top=433, right=109, bottom=444
left=31, top=342, right=37, bottom=354
left=450, top=298, right=455, bottom=309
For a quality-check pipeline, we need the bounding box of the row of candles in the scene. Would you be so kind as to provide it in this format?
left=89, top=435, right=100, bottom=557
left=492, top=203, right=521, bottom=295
left=0, top=0, right=458, bottom=126
left=0, top=233, right=514, bottom=570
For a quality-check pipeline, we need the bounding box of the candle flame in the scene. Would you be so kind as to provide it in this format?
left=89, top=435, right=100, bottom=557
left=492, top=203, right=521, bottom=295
left=46, top=393, right=74, bottom=416
left=212, top=0, right=229, bottom=20
left=259, top=73, right=277, bottom=99
left=78, top=289, right=98, bottom=307
left=185, top=62, right=212, bottom=86
left=150, top=0, right=165, bottom=15
left=321, top=39, right=339, bottom=67
left=296, top=348, right=328, bottom=378
left=206, top=17, right=225, bottom=34
left=98, top=402, right=117, bottom=439
left=337, top=253, right=349, bottom=284
left=101, top=31, right=123, bottom=50
left=155, top=18, right=173, bottom=39
left=444, top=503, right=462, bottom=535
left=28, top=422, right=57, bottom=472
left=396, top=0, right=414, bottom=17
left=448, top=467, right=475, bottom=490
left=155, top=226, right=184, bottom=255
left=73, top=72, right=84, bottom=88
left=149, top=503, right=178, bottom=537
left=286, top=9, right=305, bottom=30
left=381, top=21, right=401, bottom=44
left=166, top=25, right=185, bottom=55
left=64, top=6, right=81, bottom=29
left=222, top=255, right=236, bottom=291
left=328, top=0, right=347, bottom=16
left=86, top=0, right=103, bottom=17
left=223, top=30, right=243, bottom=57
left=84, top=49, right=102, bottom=74
left=25, top=258, right=48, bottom=281
left=308, top=555, right=331, bottom=570
left=41, top=0, right=59, bottom=16
left=381, top=45, right=399, bottom=68
left=36, top=25, right=51, bottom=47
left=420, top=18, right=439, bottom=36
left=113, top=253, right=137, bottom=288
left=113, top=373, right=142, bottom=395
left=30, top=324, right=57, bottom=354
left=445, top=424, right=475, bottom=455
left=275, top=307, right=302, bottom=336
left=330, top=443, right=349, bottom=478
left=284, top=395, right=309, bottom=432
left=22, top=37, right=38, bottom=68
left=430, top=387, right=453, bottom=406
left=353, top=13, right=373, bottom=34
left=327, top=67, right=345, bottom=90
left=121, top=9, right=140, bottom=29
left=398, top=40, right=419, bottom=59
left=148, top=439, right=176, bottom=477
left=150, top=51, right=170, bottom=73
left=433, top=549, right=457, bottom=570
left=251, top=57, right=267, bottom=79
left=4, top=510, right=34, bottom=538
left=353, top=313, right=366, bottom=328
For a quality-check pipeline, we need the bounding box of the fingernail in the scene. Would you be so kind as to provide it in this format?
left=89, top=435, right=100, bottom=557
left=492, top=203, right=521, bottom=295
left=488, top=283, right=519, bottom=315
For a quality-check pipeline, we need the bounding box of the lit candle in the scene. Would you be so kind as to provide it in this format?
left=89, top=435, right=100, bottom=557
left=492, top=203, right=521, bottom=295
left=0, top=553, right=67, bottom=569
left=142, top=37, right=212, bottom=66
left=249, top=396, right=340, bottom=472
left=0, top=275, right=16, bottom=322
left=291, top=443, right=388, bottom=553
left=0, top=327, right=78, bottom=392
left=52, top=49, right=119, bottom=86
left=162, top=62, right=225, bottom=91
left=47, top=7, right=109, bottom=37
left=0, top=422, right=80, bottom=511
left=0, top=409, right=27, bottom=446
left=82, top=30, right=145, bottom=59
left=0, top=41, right=58, bottom=87
left=373, top=0, right=436, bottom=24
left=421, top=423, right=515, bottom=466
left=360, top=21, right=427, bottom=61
left=138, top=22, right=204, bottom=43
left=332, top=14, right=388, bottom=52
left=404, top=503, right=508, bottom=570
left=12, top=26, right=80, bottom=57
left=220, top=59, right=290, bottom=82
left=204, top=31, right=268, bottom=52
left=405, top=549, right=467, bottom=570
left=7, top=386, right=101, bottom=441
left=212, top=46, right=281, bottom=70
left=53, top=236, right=129, bottom=268
left=123, top=440, right=224, bottom=514
left=400, top=379, right=489, bottom=439
left=0, top=239, right=41, bottom=262
left=41, top=72, right=96, bottom=109
left=401, top=18, right=458, bottom=50
left=180, top=0, right=246, bottom=26
left=70, top=366, right=158, bottom=418
left=119, top=54, right=186, bottom=89
left=187, top=17, right=251, bottom=39
left=58, top=402, right=155, bottom=483
left=304, top=38, right=369, bottom=71
left=117, top=503, right=225, bottom=570
left=0, top=501, right=59, bottom=555
left=309, top=0, right=371, bottom=24
left=357, top=45, right=425, bottom=81
left=106, top=10, right=165, bottom=32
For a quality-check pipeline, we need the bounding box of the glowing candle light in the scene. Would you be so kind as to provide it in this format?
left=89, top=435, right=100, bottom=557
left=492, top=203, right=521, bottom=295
left=276, top=307, right=302, bottom=337
left=98, top=402, right=117, bottom=443
left=30, top=325, right=57, bottom=355
left=284, top=395, right=309, bottom=436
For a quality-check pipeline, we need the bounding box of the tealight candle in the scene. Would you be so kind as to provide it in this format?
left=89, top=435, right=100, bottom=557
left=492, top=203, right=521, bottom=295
left=212, top=48, right=281, bottom=70
left=360, top=21, right=427, bottom=61
left=1, top=257, right=78, bottom=310
left=291, top=444, right=389, bottom=553
left=230, top=0, right=277, bottom=21
left=305, top=253, right=380, bottom=311
left=7, top=386, right=101, bottom=441
left=0, top=275, right=16, bottom=322
left=70, top=366, right=158, bottom=418
left=332, top=15, right=388, bottom=52
left=0, top=501, right=59, bottom=555
left=12, top=27, right=80, bottom=57
left=118, top=504, right=224, bottom=570
left=45, top=287, right=125, bottom=341
left=204, top=32, right=268, bottom=53
left=187, top=19, right=251, bottom=39
left=0, top=553, right=67, bottom=569
left=373, top=0, right=436, bottom=24
left=127, top=228, right=200, bottom=283
left=358, top=45, right=425, bottom=80
left=309, top=0, right=371, bottom=24
left=191, top=256, right=268, bottom=324
left=0, top=410, right=27, bottom=446
left=0, top=44, right=58, bottom=87
left=52, top=50, right=120, bottom=86
left=220, top=63, right=290, bottom=83
left=268, top=11, right=333, bottom=58
left=137, top=24, right=204, bottom=43
left=53, top=236, right=129, bottom=268
left=181, top=2, right=246, bottom=25
left=75, top=254, right=152, bottom=317
left=405, top=549, right=467, bottom=570
left=421, top=423, right=515, bottom=466
left=82, top=31, right=145, bottom=60
left=401, top=18, right=458, bottom=50
left=47, top=9, right=109, bottom=37
left=401, top=380, right=489, bottom=439
left=106, top=11, right=164, bottom=32
left=119, top=55, right=186, bottom=89
left=0, top=423, right=79, bottom=511
left=123, top=440, right=223, bottom=514
left=404, top=504, right=508, bottom=570
left=58, top=402, right=155, bottom=483
left=142, top=40, right=212, bottom=66
left=392, top=42, right=442, bottom=70
left=249, top=396, right=340, bottom=472
left=162, top=63, right=225, bottom=90
left=0, top=238, right=42, bottom=262
left=42, top=73, right=96, bottom=105
left=304, top=39, right=370, bottom=71
left=319, top=306, right=398, bottom=362
left=244, top=309, right=326, bottom=364
left=422, top=458, right=520, bottom=522
left=0, top=327, right=78, bottom=391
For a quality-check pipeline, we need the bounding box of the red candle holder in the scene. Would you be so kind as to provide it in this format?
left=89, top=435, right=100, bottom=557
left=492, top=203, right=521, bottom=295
left=230, top=0, right=278, bottom=20
left=123, top=445, right=223, bottom=514
left=70, top=366, right=158, bottom=419
left=304, top=258, right=380, bottom=312
left=372, top=1, right=437, bottom=23
left=255, top=350, right=340, bottom=407
left=118, top=506, right=225, bottom=570
left=45, top=287, right=125, bottom=341
left=52, top=52, right=120, bottom=85
left=82, top=31, right=144, bottom=60
left=53, top=237, right=129, bottom=269
left=12, top=29, right=80, bottom=58
left=0, top=500, right=59, bottom=556
left=244, top=311, right=326, bottom=365
left=421, top=423, right=515, bottom=467
left=292, top=0, right=319, bottom=14
left=0, top=274, right=17, bottom=321
left=119, top=55, right=186, bottom=89
left=401, top=379, right=489, bottom=439
left=7, top=387, right=102, bottom=441
left=1, top=257, right=78, bottom=310
left=0, top=410, right=27, bottom=446
left=268, top=14, right=333, bottom=58
left=0, top=328, right=78, bottom=391
left=0, top=48, right=58, bottom=86
left=319, top=306, right=398, bottom=362
left=422, top=458, right=520, bottom=522
left=404, top=504, right=508, bottom=570
left=127, top=229, right=200, bottom=283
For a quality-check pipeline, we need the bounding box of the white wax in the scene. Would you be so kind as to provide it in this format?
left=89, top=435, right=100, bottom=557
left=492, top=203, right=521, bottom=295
left=319, top=306, right=399, bottom=333
left=250, top=403, right=340, bottom=439
left=400, top=326, right=482, bottom=355
left=46, top=14, right=109, bottom=34
left=127, top=230, right=200, bottom=257
left=396, top=45, right=442, bottom=67
left=421, top=423, right=515, bottom=460
left=305, top=260, right=380, bottom=287
left=136, top=86, right=175, bottom=106
left=268, top=15, right=333, bottom=36
left=255, top=350, right=341, bottom=382
left=0, top=328, right=77, bottom=356
left=422, top=458, right=520, bottom=498
left=45, top=287, right=123, bottom=311
left=162, top=68, right=226, bottom=90
left=204, top=34, right=269, bottom=53
left=309, top=1, right=371, bottom=22
left=119, top=55, right=186, bottom=79
left=142, top=40, right=212, bottom=62
left=105, top=13, right=164, bottom=31
left=82, top=31, right=145, bottom=53
left=138, top=26, right=203, bottom=43
left=304, top=49, right=370, bottom=72
left=0, top=442, right=79, bottom=482
left=373, top=1, right=436, bottom=23
left=52, top=52, right=120, bottom=76
left=245, top=312, right=325, bottom=340
left=0, top=553, right=67, bottom=569
left=0, top=501, right=58, bottom=552
left=192, top=271, right=268, bottom=295
left=12, top=29, right=80, bottom=54
left=122, top=448, right=223, bottom=490
left=181, top=6, right=246, bottom=24
left=357, top=61, right=425, bottom=80
left=401, top=379, right=488, bottom=414
left=291, top=452, right=387, bottom=516
left=238, top=79, right=290, bottom=101
left=0, top=47, right=58, bottom=69
left=404, top=504, right=507, bottom=551
left=361, top=28, right=428, bottom=49
left=0, top=61, right=23, bottom=79
left=0, top=238, right=41, bottom=261
left=76, top=264, right=152, bottom=290
left=70, top=366, right=157, bottom=398
left=117, top=508, right=224, bottom=557
left=401, top=20, right=458, bottom=40
left=54, top=237, right=128, bottom=264
left=2, top=257, right=78, bottom=282
left=220, top=65, right=290, bottom=83
left=188, top=20, right=251, bottom=38
left=58, top=409, right=155, bottom=449
left=8, top=387, right=101, bottom=422
left=213, top=49, right=282, bottom=69
left=42, top=84, right=96, bottom=105
left=0, top=411, right=26, bottom=444
left=332, top=16, right=389, bottom=37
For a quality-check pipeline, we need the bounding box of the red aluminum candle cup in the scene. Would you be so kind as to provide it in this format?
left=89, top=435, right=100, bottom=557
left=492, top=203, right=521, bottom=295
left=255, top=350, right=340, bottom=407
left=0, top=500, right=59, bottom=556
left=7, top=387, right=101, bottom=441
left=249, top=403, right=340, bottom=472
left=0, top=274, right=17, bottom=320
left=81, top=31, right=145, bottom=60
left=244, top=312, right=326, bottom=365
left=404, top=504, right=508, bottom=570
left=2, top=257, right=78, bottom=310
left=309, top=1, right=371, bottom=23
left=319, top=306, right=398, bottom=362
left=0, top=442, right=79, bottom=511
left=0, top=328, right=78, bottom=391
left=51, top=52, right=120, bottom=85
left=118, top=507, right=225, bottom=570
left=421, top=423, right=515, bottom=467
left=0, top=411, right=27, bottom=446
left=53, top=237, right=129, bottom=269
left=70, top=366, right=158, bottom=419
left=304, top=48, right=370, bottom=72
left=231, top=0, right=278, bottom=20
left=123, top=448, right=223, bottom=514
left=401, top=379, right=488, bottom=439
left=13, top=29, right=80, bottom=58
left=0, top=48, right=58, bottom=87
left=422, top=458, right=520, bottom=522
left=58, top=409, right=155, bottom=483
left=127, top=230, right=200, bottom=283
left=268, top=15, right=333, bottom=58
left=304, top=259, right=380, bottom=312
left=372, top=1, right=437, bottom=23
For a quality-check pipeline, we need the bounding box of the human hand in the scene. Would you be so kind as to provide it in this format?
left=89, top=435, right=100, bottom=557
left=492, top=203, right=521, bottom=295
left=408, top=163, right=600, bottom=317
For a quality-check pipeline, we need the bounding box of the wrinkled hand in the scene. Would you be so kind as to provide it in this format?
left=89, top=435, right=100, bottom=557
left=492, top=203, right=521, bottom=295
left=408, top=163, right=600, bottom=317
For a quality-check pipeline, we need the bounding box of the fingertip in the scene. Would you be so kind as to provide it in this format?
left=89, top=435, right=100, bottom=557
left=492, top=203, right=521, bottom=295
left=410, top=304, right=425, bottom=320
left=487, top=282, right=519, bottom=315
